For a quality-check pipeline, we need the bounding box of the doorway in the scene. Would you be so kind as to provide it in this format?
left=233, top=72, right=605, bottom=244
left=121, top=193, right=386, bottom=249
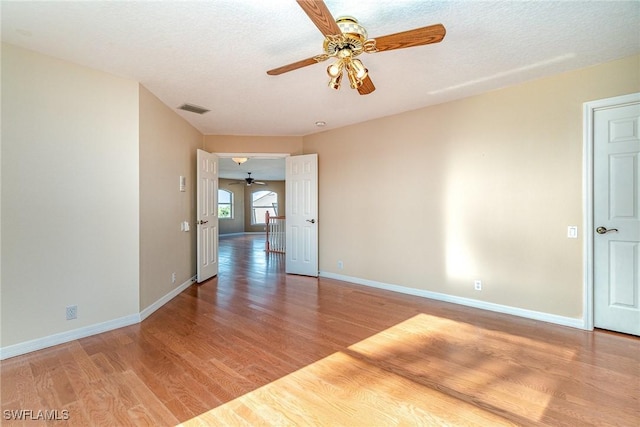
left=214, top=152, right=319, bottom=277
left=217, top=153, right=288, bottom=235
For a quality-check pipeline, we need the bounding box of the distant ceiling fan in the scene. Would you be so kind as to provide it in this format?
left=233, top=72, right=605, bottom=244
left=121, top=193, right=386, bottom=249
left=229, top=172, right=266, bottom=187
left=267, top=0, right=446, bottom=94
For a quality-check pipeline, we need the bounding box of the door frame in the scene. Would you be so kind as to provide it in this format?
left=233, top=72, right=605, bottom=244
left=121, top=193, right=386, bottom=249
left=215, top=152, right=290, bottom=160
left=582, top=92, right=640, bottom=330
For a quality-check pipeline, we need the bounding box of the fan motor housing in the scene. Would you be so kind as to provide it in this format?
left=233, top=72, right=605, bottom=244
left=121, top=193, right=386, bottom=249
left=336, top=16, right=367, bottom=39
left=323, top=16, right=368, bottom=57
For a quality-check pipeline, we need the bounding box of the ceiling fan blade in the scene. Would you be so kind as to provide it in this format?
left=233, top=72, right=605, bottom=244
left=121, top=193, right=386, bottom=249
left=296, top=0, right=341, bottom=37
left=371, top=24, right=446, bottom=53
left=267, top=56, right=324, bottom=76
left=358, top=75, right=376, bottom=95
left=254, top=181, right=267, bottom=185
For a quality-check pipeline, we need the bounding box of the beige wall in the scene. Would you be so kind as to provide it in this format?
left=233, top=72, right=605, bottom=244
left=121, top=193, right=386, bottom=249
left=1, top=44, right=140, bottom=347
left=139, top=86, right=203, bottom=310
left=244, top=181, right=286, bottom=233
left=219, top=178, right=245, bottom=234
left=204, top=135, right=303, bottom=154
left=2, top=42, right=637, bottom=353
left=303, top=55, right=640, bottom=319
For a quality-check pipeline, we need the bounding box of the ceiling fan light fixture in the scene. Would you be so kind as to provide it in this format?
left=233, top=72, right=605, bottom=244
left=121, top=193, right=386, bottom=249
left=326, top=55, right=367, bottom=91
left=346, top=65, right=364, bottom=89
left=349, top=58, right=368, bottom=80
left=346, top=72, right=361, bottom=89
left=232, top=157, right=248, bottom=165
left=327, top=60, right=344, bottom=77
left=328, top=72, right=343, bottom=90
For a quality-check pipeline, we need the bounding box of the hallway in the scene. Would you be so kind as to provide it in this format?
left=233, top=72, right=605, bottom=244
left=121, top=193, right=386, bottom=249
left=218, top=233, right=285, bottom=280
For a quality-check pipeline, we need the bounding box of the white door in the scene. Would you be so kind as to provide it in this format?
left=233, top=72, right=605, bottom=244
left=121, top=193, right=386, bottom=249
left=197, top=149, right=219, bottom=283
left=286, top=154, right=318, bottom=276
left=593, top=101, right=640, bottom=335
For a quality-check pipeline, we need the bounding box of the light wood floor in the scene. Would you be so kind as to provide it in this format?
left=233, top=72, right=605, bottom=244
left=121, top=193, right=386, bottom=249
left=2, top=234, right=639, bottom=426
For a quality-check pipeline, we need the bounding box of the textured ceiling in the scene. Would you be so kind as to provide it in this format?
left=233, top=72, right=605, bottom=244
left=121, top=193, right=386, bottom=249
left=2, top=1, right=639, bottom=137
left=218, top=156, right=286, bottom=180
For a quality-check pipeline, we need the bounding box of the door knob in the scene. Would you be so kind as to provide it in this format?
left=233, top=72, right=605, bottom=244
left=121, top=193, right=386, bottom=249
left=306, top=219, right=316, bottom=224
left=197, top=220, right=209, bottom=225
left=596, top=226, right=618, bottom=234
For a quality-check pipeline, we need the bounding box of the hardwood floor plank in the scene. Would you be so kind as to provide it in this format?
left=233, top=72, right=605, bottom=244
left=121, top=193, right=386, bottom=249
left=116, top=370, right=179, bottom=426
left=125, top=404, right=159, bottom=427
left=61, top=401, right=91, bottom=427
left=30, top=350, right=77, bottom=409
left=1, top=359, right=31, bottom=404
left=2, top=234, right=639, bottom=426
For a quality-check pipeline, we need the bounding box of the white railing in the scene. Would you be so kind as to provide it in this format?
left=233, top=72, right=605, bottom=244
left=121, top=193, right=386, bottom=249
left=265, top=211, right=286, bottom=254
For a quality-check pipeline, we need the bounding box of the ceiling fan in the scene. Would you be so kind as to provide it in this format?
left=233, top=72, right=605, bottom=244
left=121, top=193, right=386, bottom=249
left=267, top=0, right=446, bottom=95
left=229, top=172, right=266, bottom=187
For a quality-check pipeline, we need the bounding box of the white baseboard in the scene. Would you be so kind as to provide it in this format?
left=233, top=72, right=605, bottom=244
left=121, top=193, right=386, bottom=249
left=320, top=271, right=585, bottom=330
left=0, top=313, right=140, bottom=360
left=140, top=275, right=196, bottom=321
left=2, top=271, right=585, bottom=360
left=1, top=275, right=197, bottom=360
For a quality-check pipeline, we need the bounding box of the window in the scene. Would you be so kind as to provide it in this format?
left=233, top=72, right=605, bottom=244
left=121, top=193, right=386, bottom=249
left=252, top=190, right=278, bottom=224
left=218, top=189, right=233, bottom=219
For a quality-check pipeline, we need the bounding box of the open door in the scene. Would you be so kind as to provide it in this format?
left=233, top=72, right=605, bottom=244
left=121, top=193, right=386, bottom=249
left=286, top=154, right=318, bottom=276
left=196, top=149, right=219, bottom=283
left=593, top=98, right=640, bottom=335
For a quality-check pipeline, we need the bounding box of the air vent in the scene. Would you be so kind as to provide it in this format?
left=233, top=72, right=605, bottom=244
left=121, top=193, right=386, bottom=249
left=178, top=103, right=210, bottom=115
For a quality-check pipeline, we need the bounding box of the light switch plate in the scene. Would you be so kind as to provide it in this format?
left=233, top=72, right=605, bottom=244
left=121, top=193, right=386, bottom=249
left=567, top=226, right=578, bottom=238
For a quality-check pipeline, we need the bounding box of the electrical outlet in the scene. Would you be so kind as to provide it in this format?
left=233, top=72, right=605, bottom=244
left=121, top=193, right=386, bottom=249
left=474, top=280, right=482, bottom=291
left=337, top=260, right=344, bottom=269
left=66, top=305, right=77, bottom=320
left=171, top=272, right=177, bottom=284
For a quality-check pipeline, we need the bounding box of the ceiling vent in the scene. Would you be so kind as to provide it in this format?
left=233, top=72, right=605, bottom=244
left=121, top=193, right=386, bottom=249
left=178, top=103, right=210, bottom=115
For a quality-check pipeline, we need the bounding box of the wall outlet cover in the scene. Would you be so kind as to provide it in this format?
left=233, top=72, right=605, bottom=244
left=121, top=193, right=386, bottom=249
left=66, top=305, right=78, bottom=320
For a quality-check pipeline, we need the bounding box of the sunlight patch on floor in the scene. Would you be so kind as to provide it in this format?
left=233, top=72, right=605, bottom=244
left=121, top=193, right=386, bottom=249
left=178, top=314, right=574, bottom=426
